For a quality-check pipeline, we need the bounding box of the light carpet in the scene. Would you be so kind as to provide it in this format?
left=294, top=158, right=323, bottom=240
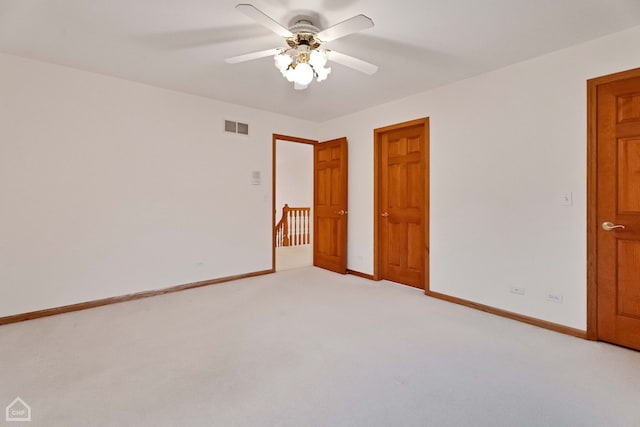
left=1, top=267, right=638, bottom=426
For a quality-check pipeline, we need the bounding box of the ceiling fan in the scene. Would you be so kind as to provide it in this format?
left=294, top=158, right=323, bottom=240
left=225, top=4, right=378, bottom=90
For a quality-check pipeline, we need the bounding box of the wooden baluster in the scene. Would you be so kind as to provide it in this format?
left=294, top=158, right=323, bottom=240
left=294, top=210, right=298, bottom=246
left=306, top=208, right=310, bottom=244
left=302, top=208, right=306, bottom=244
left=287, top=209, right=292, bottom=246
left=308, top=208, right=310, bottom=244
left=302, top=209, right=306, bottom=244
left=298, top=209, right=301, bottom=245
left=308, top=208, right=311, bottom=244
left=298, top=209, right=301, bottom=246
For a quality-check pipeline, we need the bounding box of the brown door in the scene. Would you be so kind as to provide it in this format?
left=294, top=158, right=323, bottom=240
left=375, top=119, right=429, bottom=289
left=593, top=71, right=640, bottom=350
left=314, top=138, right=348, bottom=273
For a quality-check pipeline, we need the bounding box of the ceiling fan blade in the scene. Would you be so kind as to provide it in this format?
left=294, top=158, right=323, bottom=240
left=225, top=48, right=280, bottom=64
left=327, top=50, right=378, bottom=75
left=317, top=14, right=374, bottom=42
left=236, top=4, right=292, bottom=38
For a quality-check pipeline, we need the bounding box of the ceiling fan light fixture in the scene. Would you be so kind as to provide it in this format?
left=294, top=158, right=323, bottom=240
left=285, top=67, right=296, bottom=82
left=316, top=66, right=331, bottom=82
left=274, top=52, right=292, bottom=73
left=293, top=62, right=314, bottom=86
left=273, top=47, right=332, bottom=87
left=309, top=50, right=328, bottom=68
left=228, top=4, right=378, bottom=89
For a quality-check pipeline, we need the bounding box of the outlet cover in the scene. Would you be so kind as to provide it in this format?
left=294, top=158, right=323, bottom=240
left=546, top=293, right=563, bottom=303
left=510, top=286, right=525, bottom=295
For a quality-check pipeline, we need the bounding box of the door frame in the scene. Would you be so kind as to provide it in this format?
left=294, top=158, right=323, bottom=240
left=373, top=117, right=430, bottom=289
left=272, top=134, right=318, bottom=272
left=586, top=67, right=640, bottom=341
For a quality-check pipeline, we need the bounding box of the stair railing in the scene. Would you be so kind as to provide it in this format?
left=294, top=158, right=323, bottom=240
left=275, top=204, right=311, bottom=247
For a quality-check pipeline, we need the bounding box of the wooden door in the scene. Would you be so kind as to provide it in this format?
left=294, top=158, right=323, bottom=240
left=314, top=138, right=348, bottom=273
left=375, top=119, right=429, bottom=289
left=591, top=71, right=640, bottom=350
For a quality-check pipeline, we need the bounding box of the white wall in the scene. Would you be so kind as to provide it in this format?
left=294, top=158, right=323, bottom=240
left=0, top=53, right=317, bottom=317
left=4, top=25, right=640, bottom=330
left=318, top=25, right=640, bottom=330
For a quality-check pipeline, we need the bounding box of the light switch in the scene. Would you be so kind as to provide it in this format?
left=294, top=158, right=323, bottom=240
left=560, top=192, right=573, bottom=206
left=251, top=170, right=261, bottom=185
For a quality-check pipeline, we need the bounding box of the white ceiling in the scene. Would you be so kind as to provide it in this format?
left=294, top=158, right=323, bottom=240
left=1, top=0, right=640, bottom=122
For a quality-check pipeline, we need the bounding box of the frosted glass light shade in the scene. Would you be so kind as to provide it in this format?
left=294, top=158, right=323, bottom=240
left=274, top=48, right=332, bottom=87
left=316, top=66, right=331, bottom=82
left=285, top=68, right=296, bottom=82
left=294, top=63, right=314, bottom=85
left=309, top=50, right=328, bottom=68
left=274, top=53, right=292, bottom=71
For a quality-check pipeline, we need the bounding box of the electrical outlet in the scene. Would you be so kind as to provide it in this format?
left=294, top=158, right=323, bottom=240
left=510, top=286, right=525, bottom=295
left=546, top=293, right=563, bottom=303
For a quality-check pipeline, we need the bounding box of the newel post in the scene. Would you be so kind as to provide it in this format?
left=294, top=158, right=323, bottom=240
left=282, top=204, right=290, bottom=246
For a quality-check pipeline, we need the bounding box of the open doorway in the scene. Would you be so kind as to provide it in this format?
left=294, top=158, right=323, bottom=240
left=272, top=134, right=316, bottom=271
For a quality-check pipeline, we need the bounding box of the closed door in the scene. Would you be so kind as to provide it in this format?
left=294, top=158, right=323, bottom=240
left=593, top=71, right=640, bottom=350
left=375, top=119, right=429, bottom=289
left=314, top=138, right=348, bottom=274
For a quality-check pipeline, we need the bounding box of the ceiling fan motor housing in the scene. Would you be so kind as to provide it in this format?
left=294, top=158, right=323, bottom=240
left=287, top=33, right=322, bottom=49
left=287, top=20, right=322, bottom=49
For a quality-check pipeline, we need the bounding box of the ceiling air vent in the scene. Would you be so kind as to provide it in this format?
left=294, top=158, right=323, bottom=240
left=224, top=120, right=250, bottom=135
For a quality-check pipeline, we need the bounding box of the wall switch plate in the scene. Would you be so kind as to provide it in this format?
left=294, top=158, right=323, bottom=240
left=251, top=170, right=261, bottom=185
left=560, top=192, right=573, bottom=206
left=546, top=293, right=563, bottom=303
left=510, top=286, right=525, bottom=295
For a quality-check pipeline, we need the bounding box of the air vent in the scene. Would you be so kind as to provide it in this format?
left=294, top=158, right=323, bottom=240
left=224, top=120, right=237, bottom=133
left=224, top=120, right=250, bottom=135
left=237, top=122, right=249, bottom=135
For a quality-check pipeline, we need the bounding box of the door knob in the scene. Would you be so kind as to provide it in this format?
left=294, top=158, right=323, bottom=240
left=602, top=221, right=625, bottom=231
left=337, top=210, right=347, bottom=216
left=381, top=212, right=390, bottom=217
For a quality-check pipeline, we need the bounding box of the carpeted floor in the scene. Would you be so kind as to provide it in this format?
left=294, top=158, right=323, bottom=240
left=1, top=267, right=638, bottom=426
